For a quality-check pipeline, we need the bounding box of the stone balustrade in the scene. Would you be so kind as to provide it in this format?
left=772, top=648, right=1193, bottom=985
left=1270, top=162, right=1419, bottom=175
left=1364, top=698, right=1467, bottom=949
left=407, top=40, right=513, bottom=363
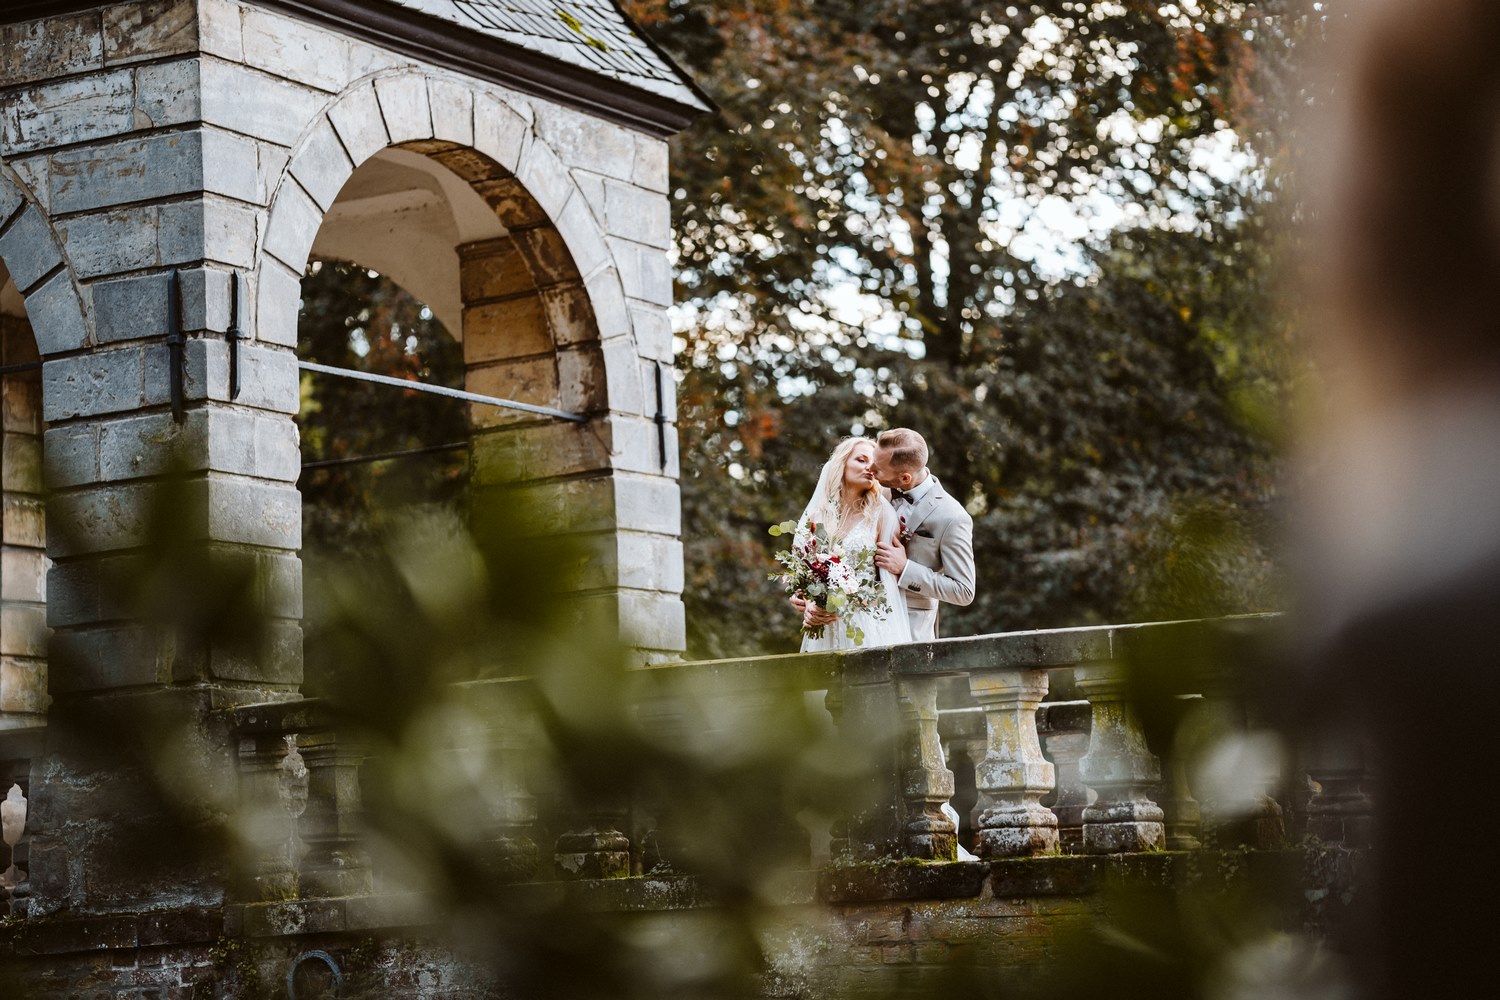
left=211, top=613, right=1364, bottom=901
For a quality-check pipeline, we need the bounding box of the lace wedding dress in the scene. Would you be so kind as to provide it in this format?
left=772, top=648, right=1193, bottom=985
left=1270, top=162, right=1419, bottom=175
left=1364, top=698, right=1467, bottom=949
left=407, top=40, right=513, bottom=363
left=799, top=503, right=912, bottom=652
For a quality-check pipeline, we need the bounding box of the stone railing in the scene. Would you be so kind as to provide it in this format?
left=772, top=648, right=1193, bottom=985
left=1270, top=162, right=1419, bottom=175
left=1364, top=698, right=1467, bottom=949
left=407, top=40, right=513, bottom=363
left=226, top=615, right=1372, bottom=900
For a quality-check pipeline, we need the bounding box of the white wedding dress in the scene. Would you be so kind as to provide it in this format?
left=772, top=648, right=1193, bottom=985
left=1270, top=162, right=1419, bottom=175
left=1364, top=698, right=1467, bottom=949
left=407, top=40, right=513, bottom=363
left=799, top=503, right=911, bottom=652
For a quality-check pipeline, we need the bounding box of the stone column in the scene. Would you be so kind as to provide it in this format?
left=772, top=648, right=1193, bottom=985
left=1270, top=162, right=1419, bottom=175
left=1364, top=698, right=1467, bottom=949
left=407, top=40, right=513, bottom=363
left=968, top=669, right=1058, bottom=858
left=896, top=677, right=956, bottom=860
left=1075, top=662, right=1165, bottom=854
left=1304, top=734, right=1373, bottom=848
left=0, top=312, right=47, bottom=729
left=1038, top=700, right=1091, bottom=854
left=297, top=731, right=372, bottom=897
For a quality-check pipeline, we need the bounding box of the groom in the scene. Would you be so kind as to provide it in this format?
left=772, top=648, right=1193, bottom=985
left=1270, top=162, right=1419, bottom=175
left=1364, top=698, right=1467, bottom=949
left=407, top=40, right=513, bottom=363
left=799, top=427, right=976, bottom=641
left=869, top=428, right=976, bottom=640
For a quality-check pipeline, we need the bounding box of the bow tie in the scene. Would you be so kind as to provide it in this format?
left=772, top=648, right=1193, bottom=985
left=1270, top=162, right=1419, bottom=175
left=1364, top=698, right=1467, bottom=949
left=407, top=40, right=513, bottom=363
left=891, top=489, right=913, bottom=503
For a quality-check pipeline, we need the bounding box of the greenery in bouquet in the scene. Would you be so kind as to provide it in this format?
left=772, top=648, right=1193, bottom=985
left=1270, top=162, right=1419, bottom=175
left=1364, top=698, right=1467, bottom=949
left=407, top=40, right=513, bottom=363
left=768, top=517, right=892, bottom=645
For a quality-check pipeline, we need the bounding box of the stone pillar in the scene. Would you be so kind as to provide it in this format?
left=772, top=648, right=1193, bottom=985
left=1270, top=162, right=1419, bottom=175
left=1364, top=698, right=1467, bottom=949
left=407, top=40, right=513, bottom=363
left=236, top=733, right=309, bottom=901
left=833, top=657, right=903, bottom=861
left=461, top=228, right=685, bottom=664
left=1038, top=700, right=1091, bottom=854
left=1193, top=673, right=1286, bottom=850
left=297, top=731, right=372, bottom=897
left=896, top=677, right=956, bottom=860
left=0, top=311, right=47, bottom=729
left=1304, top=735, right=1373, bottom=848
left=1075, top=662, right=1165, bottom=854
left=967, top=669, right=1058, bottom=858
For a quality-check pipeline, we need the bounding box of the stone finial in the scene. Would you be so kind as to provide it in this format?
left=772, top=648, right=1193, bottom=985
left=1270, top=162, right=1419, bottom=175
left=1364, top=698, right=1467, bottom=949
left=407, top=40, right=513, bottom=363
left=967, top=669, right=1059, bottom=858
left=2, top=782, right=28, bottom=888
left=1074, top=662, right=1166, bottom=854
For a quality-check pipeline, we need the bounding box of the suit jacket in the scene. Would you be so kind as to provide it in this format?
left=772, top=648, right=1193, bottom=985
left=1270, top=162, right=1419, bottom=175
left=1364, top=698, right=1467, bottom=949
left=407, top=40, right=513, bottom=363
left=895, top=475, right=976, bottom=638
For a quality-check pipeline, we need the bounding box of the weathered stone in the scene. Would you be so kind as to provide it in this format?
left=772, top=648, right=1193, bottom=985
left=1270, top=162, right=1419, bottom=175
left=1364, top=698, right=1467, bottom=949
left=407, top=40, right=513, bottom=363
left=161, top=195, right=258, bottom=269
left=23, top=270, right=89, bottom=355
left=3, top=495, right=46, bottom=548
left=583, top=266, right=630, bottom=341
left=197, top=0, right=245, bottom=61
left=375, top=74, right=434, bottom=144
left=103, top=1, right=198, bottom=66
left=42, top=347, right=148, bottom=423
left=1, top=433, right=41, bottom=493
left=49, top=132, right=201, bottom=215
left=607, top=235, right=673, bottom=306
left=91, top=271, right=170, bottom=345
left=1, top=546, right=47, bottom=603
left=604, top=179, right=671, bottom=250
left=263, top=178, right=323, bottom=273
left=602, top=338, right=647, bottom=415
left=178, top=265, right=234, bottom=334
left=467, top=357, right=561, bottom=428
left=0, top=604, right=47, bottom=658
left=629, top=303, right=673, bottom=361
left=1, top=69, right=135, bottom=155
left=1075, top=661, right=1166, bottom=854
left=555, top=344, right=607, bottom=415
left=327, top=83, right=391, bottom=167
left=471, top=419, right=612, bottom=482
left=428, top=76, right=475, bottom=147
left=463, top=295, right=552, bottom=363
left=555, top=193, right=609, bottom=278
left=46, top=481, right=154, bottom=557
left=475, top=176, right=547, bottom=230
left=254, top=259, right=302, bottom=348
left=289, top=118, right=355, bottom=212
left=966, top=669, right=1059, bottom=858
left=459, top=238, right=530, bottom=302
left=513, top=136, right=573, bottom=223
left=476, top=472, right=680, bottom=538
left=472, top=93, right=531, bottom=175
left=0, top=12, right=103, bottom=88
left=240, top=5, right=350, bottom=93
left=896, top=677, right=958, bottom=860
left=632, top=137, right=670, bottom=194
left=0, top=656, right=47, bottom=715
left=55, top=205, right=159, bottom=280
left=200, top=58, right=322, bottom=147
left=133, top=57, right=203, bottom=129
left=201, top=128, right=262, bottom=203
left=48, top=624, right=171, bottom=692
left=534, top=103, right=635, bottom=180
left=540, top=281, right=601, bottom=348
left=0, top=206, right=61, bottom=292
left=511, top=225, right=579, bottom=287
left=602, top=415, right=678, bottom=478
left=167, top=339, right=300, bottom=414
left=41, top=424, right=98, bottom=490
left=0, top=175, right=24, bottom=224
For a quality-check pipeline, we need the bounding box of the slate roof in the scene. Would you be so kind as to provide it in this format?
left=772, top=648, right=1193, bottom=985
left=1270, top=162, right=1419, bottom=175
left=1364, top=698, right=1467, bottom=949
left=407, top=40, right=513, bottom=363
left=383, top=1, right=711, bottom=112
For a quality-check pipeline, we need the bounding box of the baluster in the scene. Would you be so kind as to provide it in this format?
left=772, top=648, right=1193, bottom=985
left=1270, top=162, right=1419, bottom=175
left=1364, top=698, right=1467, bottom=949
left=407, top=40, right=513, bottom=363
left=554, top=802, right=632, bottom=879
left=1305, top=737, right=1373, bottom=848
left=237, top=733, right=309, bottom=901
left=968, top=669, right=1059, bottom=858
left=488, top=730, right=540, bottom=881
left=1038, top=700, right=1091, bottom=854
left=896, top=677, right=957, bottom=860
left=1075, top=662, right=1165, bottom=853
left=298, top=730, right=373, bottom=897
left=1194, top=671, right=1286, bottom=850
left=1160, top=754, right=1203, bottom=851
left=2, top=781, right=28, bottom=914
left=823, top=684, right=850, bottom=860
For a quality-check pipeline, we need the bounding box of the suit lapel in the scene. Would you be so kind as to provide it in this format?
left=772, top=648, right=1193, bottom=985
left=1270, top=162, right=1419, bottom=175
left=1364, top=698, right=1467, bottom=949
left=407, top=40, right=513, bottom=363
left=903, top=475, right=945, bottom=535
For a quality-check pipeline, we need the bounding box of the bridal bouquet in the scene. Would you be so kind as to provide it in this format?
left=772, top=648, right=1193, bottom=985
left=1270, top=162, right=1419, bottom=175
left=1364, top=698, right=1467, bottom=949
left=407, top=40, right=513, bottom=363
left=769, top=517, right=892, bottom=645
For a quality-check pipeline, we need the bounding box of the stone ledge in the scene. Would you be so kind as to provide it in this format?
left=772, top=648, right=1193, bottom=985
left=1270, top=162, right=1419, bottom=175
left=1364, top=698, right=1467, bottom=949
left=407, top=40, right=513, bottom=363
left=5, top=906, right=220, bottom=957
left=819, top=861, right=989, bottom=903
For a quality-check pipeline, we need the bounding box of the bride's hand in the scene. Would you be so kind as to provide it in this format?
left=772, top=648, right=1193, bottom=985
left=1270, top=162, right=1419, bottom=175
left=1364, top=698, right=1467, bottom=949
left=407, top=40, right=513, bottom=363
left=803, top=605, right=838, bottom=627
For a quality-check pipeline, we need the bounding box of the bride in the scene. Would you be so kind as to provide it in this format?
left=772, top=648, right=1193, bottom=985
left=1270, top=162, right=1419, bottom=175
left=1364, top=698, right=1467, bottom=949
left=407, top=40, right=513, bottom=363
left=792, top=438, right=977, bottom=860
left=791, top=437, right=911, bottom=651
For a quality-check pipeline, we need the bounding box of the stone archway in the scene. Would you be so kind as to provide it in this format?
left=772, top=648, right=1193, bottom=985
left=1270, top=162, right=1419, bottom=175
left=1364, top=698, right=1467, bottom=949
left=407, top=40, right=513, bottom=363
left=0, top=167, right=91, bottom=731
left=256, top=71, right=684, bottom=660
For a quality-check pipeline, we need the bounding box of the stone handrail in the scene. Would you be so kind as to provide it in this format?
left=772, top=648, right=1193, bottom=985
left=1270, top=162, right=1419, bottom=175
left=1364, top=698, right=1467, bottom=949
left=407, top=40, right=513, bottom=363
left=226, top=613, right=1370, bottom=897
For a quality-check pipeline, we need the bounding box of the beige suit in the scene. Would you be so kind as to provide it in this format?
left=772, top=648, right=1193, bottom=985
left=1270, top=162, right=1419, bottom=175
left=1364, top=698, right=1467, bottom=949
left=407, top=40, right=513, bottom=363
left=893, top=474, right=976, bottom=640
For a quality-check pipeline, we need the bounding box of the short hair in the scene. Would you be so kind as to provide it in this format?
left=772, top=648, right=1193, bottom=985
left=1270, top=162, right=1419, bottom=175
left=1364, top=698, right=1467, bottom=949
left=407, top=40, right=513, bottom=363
left=876, top=427, right=928, bottom=472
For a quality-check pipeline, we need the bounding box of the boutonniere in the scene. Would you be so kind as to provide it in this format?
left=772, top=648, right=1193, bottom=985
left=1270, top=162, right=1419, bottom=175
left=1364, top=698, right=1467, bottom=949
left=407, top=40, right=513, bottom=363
left=898, top=515, right=914, bottom=544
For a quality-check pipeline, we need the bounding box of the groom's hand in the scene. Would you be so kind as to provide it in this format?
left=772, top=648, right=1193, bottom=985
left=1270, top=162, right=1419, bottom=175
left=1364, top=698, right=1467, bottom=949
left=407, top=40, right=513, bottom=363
left=875, top=537, right=908, bottom=577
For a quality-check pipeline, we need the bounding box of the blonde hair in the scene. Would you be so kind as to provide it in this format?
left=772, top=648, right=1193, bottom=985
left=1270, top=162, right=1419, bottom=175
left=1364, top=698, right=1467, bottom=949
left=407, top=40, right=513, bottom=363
left=803, top=437, right=882, bottom=539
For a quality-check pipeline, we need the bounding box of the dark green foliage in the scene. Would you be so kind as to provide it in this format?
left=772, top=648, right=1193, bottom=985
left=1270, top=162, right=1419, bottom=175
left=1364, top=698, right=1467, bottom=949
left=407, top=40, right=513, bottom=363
left=296, top=261, right=469, bottom=553
left=623, top=1, right=1296, bottom=657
